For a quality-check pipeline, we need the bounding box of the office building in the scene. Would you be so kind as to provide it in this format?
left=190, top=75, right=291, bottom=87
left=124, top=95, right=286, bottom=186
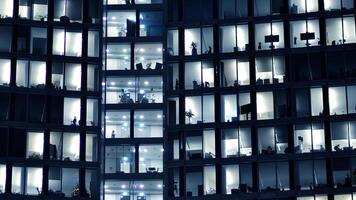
left=3, top=0, right=356, bottom=200
left=102, top=0, right=164, bottom=199
left=0, top=0, right=102, bottom=199
left=164, top=0, right=356, bottom=200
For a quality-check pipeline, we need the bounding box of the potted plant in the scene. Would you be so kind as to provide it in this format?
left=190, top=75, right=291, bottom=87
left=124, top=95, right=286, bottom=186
left=185, top=109, right=194, bottom=124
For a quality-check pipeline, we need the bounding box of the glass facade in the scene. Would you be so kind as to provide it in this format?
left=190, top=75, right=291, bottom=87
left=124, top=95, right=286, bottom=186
left=0, top=0, right=101, bottom=199
left=103, top=0, right=164, bottom=199
left=1, top=0, right=356, bottom=200
left=165, top=0, right=356, bottom=200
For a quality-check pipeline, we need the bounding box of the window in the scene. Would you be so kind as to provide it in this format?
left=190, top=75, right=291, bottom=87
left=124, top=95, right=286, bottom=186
left=185, top=28, right=213, bottom=55
left=26, top=167, right=42, bottom=195
left=219, top=0, right=248, bottom=19
left=221, top=93, right=253, bottom=122
left=88, top=0, right=100, bottom=24
left=85, top=169, right=98, bottom=198
left=204, top=166, right=216, bottom=195
left=104, top=180, right=163, bottom=200
left=254, top=0, right=286, bottom=16
left=30, top=28, right=47, bottom=55
left=106, top=43, right=131, bottom=70
left=16, top=61, right=47, bottom=88
left=255, top=22, right=284, bottom=50
left=87, top=65, right=99, bottom=92
left=106, top=11, right=136, bottom=37
left=185, top=170, right=202, bottom=197
left=0, top=165, right=5, bottom=193
left=54, top=0, right=82, bottom=22
left=86, top=99, right=99, bottom=126
left=329, top=86, right=347, bottom=115
left=294, top=123, right=325, bottom=153
left=331, top=121, right=356, bottom=151
left=0, top=94, right=10, bottom=121
left=256, top=56, right=285, bottom=84
left=297, top=195, right=328, bottom=200
left=134, top=110, right=163, bottom=138
left=106, top=0, right=132, bottom=5
left=289, top=0, right=319, bottom=14
left=185, top=95, right=215, bottom=124
left=292, top=53, right=322, bottom=81
left=140, top=11, right=163, bottom=37
left=0, top=26, right=12, bottom=52
left=326, top=16, right=356, bottom=46
left=88, top=31, right=99, bottom=57
left=62, top=132, right=80, bottom=161
left=26, top=132, right=44, bottom=159
left=295, top=88, right=324, bottom=117
left=258, top=126, right=288, bottom=155
left=28, top=95, right=45, bottom=123
left=106, top=76, right=163, bottom=104
left=184, top=0, right=213, bottom=22
left=105, top=111, right=130, bottom=138
left=167, top=29, right=179, bottom=56
left=324, top=0, right=354, bottom=11
left=220, top=59, right=250, bottom=87
left=257, top=92, right=274, bottom=120
left=259, top=162, right=290, bottom=191
left=12, top=167, right=24, bottom=194
left=334, top=194, right=355, bottom=200
left=220, top=25, right=249, bottom=52
left=86, top=134, right=98, bottom=162
left=0, top=0, right=13, bottom=18
left=290, top=19, right=320, bottom=48
left=136, top=0, right=162, bottom=4
left=221, top=128, right=252, bottom=158
left=48, top=167, right=79, bottom=197
left=0, top=59, right=11, bottom=87
left=53, top=29, right=82, bottom=57
left=105, top=145, right=135, bottom=174
left=185, top=136, right=203, bottom=160
left=239, top=93, right=251, bottom=120
left=134, top=43, right=163, bottom=70
left=139, top=145, right=163, bottom=173
left=184, top=130, right=216, bottom=160
left=185, top=61, right=214, bottom=89
left=19, top=0, right=48, bottom=20
left=297, top=160, right=327, bottom=190
left=222, top=164, right=253, bottom=194
left=63, top=98, right=81, bottom=126
left=333, top=158, right=352, bottom=188
left=51, top=63, right=81, bottom=91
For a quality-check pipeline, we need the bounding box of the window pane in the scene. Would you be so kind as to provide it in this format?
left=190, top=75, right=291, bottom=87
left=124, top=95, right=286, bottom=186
left=139, top=145, right=163, bottom=173
left=63, top=133, right=80, bottom=161
left=329, top=86, right=347, bottom=115
left=105, top=111, right=130, bottom=138
left=106, top=44, right=131, bottom=70
left=0, top=0, right=13, bottom=18
left=140, top=11, right=162, bottom=37
left=134, top=110, right=163, bottom=138
left=0, top=26, right=12, bottom=52
left=65, top=32, right=82, bottom=57
left=63, top=98, right=81, bottom=125
left=26, top=132, right=44, bottom=159
left=106, top=11, right=136, bottom=37
left=12, top=167, right=24, bottom=194
left=26, top=167, right=42, bottom=195
left=257, top=92, right=274, bottom=120
left=134, top=43, right=162, bottom=70
left=88, top=31, right=99, bottom=57
left=0, top=59, right=11, bottom=86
